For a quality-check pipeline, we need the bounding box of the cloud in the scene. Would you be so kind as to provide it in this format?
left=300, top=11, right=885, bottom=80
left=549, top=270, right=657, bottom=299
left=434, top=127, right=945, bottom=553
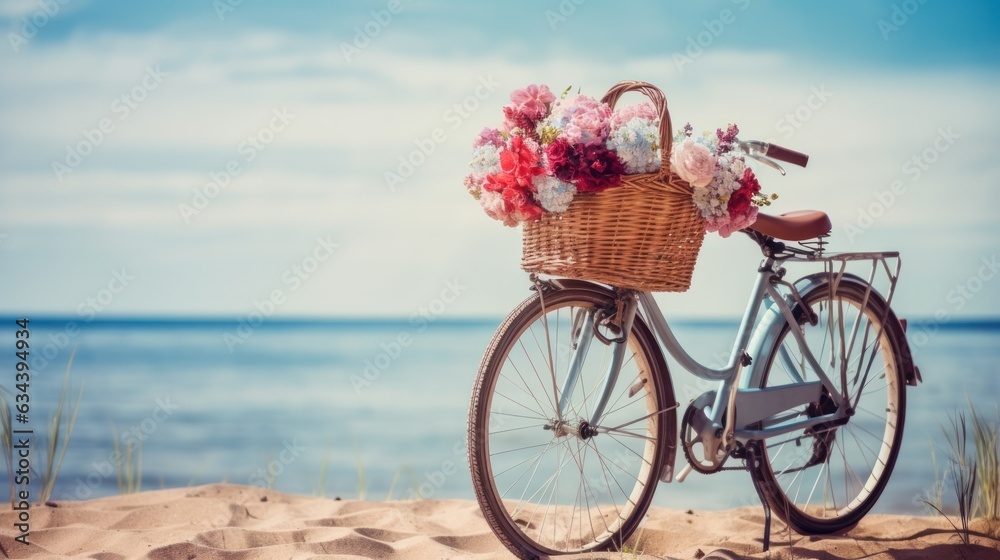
left=0, top=25, right=998, bottom=317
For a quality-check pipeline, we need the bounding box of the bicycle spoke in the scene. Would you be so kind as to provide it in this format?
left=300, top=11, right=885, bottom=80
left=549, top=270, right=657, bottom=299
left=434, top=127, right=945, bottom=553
left=476, top=292, right=668, bottom=555
left=756, top=284, right=904, bottom=529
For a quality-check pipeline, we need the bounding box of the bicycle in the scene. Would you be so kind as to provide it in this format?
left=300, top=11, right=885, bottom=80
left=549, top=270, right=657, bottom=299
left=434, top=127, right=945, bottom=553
left=467, top=141, right=921, bottom=559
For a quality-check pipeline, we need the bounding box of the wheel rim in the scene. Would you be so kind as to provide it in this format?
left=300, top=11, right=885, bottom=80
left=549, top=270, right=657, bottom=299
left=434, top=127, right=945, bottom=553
left=761, top=293, right=901, bottom=522
left=482, top=298, right=663, bottom=554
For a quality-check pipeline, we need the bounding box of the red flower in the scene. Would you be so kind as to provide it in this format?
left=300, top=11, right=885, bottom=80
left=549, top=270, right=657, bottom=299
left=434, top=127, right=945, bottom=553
left=575, top=144, right=626, bottom=193
left=740, top=167, right=761, bottom=195
left=545, top=140, right=625, bottom=193
left=727, top=185, right=753, bottom=217
left=502, top=186, right=543, bottom=221
left=544, top=139, right=577, bottom=183
left=495, top=136, right=544, bottom=190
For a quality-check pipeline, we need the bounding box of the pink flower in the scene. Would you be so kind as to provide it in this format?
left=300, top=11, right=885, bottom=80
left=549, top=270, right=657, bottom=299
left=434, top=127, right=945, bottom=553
left=739, top=167, right=761, bottom=195
left=510, top=84, right=555, bottom=119
left=473, top=127, right=505, bottom=148
left=611, top=102, right=659, bottom=129
left=716, top=123, right=740, bottom=153
left=547, top=94, right=612, bottom=145
left=670, top=138, right=717, bottom=188
left=502, top=84, right=555, bottom=133
left=479, top=190, right=518, bottom=227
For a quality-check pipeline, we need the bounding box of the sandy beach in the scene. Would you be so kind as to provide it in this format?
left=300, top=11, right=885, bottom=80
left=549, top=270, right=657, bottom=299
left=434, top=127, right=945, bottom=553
left=0, top=484, right=996, bottom=559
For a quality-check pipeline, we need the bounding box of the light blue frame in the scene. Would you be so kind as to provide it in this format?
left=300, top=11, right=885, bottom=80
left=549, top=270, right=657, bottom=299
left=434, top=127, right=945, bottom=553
left=552, top=250, right=901, bottom=457
left=635, top=256, right=848, bottom=442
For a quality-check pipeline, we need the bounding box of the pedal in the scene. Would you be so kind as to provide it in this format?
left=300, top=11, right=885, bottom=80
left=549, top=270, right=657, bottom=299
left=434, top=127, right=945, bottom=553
left=676, top=464, right=693, bottom=483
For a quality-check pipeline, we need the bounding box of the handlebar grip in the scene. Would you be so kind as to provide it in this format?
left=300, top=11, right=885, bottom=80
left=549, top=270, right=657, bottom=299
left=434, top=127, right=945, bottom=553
left=765, top=143, right=809, bottom=167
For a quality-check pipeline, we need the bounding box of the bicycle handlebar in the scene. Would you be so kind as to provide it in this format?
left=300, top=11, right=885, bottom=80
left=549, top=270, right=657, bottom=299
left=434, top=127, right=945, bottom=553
left=740, top=140, right=810, bottom=169
left=763, top=143, right=809, bottom=168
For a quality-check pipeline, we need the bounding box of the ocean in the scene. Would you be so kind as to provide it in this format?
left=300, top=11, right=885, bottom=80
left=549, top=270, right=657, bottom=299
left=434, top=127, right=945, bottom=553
left=1, top=315, right=998, bottom=515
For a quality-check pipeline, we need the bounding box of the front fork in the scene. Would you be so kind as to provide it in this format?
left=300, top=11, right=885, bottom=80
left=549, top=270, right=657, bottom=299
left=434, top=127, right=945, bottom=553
left=555, top=291, right=639, bottom=425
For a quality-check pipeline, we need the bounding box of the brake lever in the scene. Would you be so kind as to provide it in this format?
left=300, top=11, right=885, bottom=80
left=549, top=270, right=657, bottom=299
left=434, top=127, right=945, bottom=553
left=739, top=140, right=786, bottom=175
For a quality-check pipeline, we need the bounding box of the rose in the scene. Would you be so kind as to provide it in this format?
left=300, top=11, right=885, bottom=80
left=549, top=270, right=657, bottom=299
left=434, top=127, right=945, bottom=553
left=670, top=138, right=717, bottom=188
left=727, top=185, right=753, bottom=217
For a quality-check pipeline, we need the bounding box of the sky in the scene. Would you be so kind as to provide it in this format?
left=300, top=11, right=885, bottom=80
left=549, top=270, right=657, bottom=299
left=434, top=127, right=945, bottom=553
left=1, top=0, right=998, bottom=320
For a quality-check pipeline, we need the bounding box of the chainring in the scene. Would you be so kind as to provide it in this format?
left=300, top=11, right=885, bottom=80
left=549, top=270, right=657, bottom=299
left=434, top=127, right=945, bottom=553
left=680, top=391, right=733, bottom=474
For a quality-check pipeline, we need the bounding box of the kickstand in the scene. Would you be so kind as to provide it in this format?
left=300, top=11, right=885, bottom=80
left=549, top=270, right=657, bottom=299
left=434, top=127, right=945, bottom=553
left=746, top=441, right=771, bottom=552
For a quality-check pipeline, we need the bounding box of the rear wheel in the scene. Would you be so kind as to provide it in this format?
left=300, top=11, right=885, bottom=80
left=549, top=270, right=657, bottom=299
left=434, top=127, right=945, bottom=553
left=468, top=287, right=675, bottom=559
left=755, top=279, right=907, bottom=534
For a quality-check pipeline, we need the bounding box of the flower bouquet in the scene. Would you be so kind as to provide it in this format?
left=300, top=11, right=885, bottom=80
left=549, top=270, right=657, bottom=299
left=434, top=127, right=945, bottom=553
left=466, top=80, right=774, bottom=292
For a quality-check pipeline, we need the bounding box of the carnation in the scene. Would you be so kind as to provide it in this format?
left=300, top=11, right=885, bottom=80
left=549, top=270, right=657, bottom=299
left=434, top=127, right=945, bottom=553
left=502, top=84, right=556, bottom=135
left=479, top=190, right=517, bottom=227
left=466, top=86, right=775, bottom=233
left=545, top=139, right=626, bottom=193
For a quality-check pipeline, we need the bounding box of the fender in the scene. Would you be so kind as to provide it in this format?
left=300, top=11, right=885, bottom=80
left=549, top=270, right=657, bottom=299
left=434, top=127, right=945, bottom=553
left=743, top=272, right=917, bottom=389
left=539, top=279, right=680, bottom=483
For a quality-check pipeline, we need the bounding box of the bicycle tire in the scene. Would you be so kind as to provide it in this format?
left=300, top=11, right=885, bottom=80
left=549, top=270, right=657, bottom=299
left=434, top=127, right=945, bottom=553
left=754, top=277, right=908, bottom=534
left=468, top=286, right=675, bottom=559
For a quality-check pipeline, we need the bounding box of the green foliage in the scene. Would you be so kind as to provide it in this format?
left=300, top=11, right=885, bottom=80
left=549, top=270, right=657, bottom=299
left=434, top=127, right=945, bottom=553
left=968, top=398, right=1000, bottom=521
left=38, top=353, right=83, bottom=503
left=0, top=386, right=14, bottom=507
left=925, top=410, right=977, bottom=546
left=353, top=442, right=366, bottom=500
left=112, top=424, right=143, bottom=494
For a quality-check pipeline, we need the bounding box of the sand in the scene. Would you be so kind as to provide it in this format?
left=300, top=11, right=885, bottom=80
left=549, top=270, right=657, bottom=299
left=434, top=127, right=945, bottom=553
left=0, top=484, right=997, bottom=559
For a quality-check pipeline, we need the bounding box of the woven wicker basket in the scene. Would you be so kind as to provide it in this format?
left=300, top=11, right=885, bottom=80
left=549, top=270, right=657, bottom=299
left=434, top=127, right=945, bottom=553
left=521, top=80, right=706, bottom=292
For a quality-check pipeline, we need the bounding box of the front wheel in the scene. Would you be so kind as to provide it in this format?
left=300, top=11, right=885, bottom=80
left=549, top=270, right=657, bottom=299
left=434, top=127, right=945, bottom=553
left=755, top=278, right=909, bottom=534
left=468, top=286, right=675, bottom=559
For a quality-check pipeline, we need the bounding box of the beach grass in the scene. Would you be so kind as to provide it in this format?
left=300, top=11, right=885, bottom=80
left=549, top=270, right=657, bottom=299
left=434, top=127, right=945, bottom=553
left=968, top=398, right=1000, bottom=520
left=38, top=352, right=83, bottom=503
left=112, top=424, right=143, bottom=494
left=353, top=442, right=367, bottom=500
left=924, top=409, right=980, bottom=546
left=0, top=385, right=15, bottom=507
left=385, top=464, right=406, bottom=501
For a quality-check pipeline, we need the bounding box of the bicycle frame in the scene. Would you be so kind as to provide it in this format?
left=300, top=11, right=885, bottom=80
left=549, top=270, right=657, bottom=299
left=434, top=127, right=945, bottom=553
left=552, top=248, right=903, bottom=457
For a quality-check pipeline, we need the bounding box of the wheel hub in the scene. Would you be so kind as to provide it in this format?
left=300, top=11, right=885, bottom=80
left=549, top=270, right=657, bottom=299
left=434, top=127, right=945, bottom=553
left=543, top=419, right=598, bottom=440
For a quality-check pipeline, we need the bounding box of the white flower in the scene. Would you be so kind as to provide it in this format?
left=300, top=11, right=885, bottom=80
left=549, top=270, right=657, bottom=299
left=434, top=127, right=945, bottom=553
left=607, top=117, right=660, bottom=174
left=470, top=144, right=500, bottom=174
left=533, top=175, right=577, bottom=213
